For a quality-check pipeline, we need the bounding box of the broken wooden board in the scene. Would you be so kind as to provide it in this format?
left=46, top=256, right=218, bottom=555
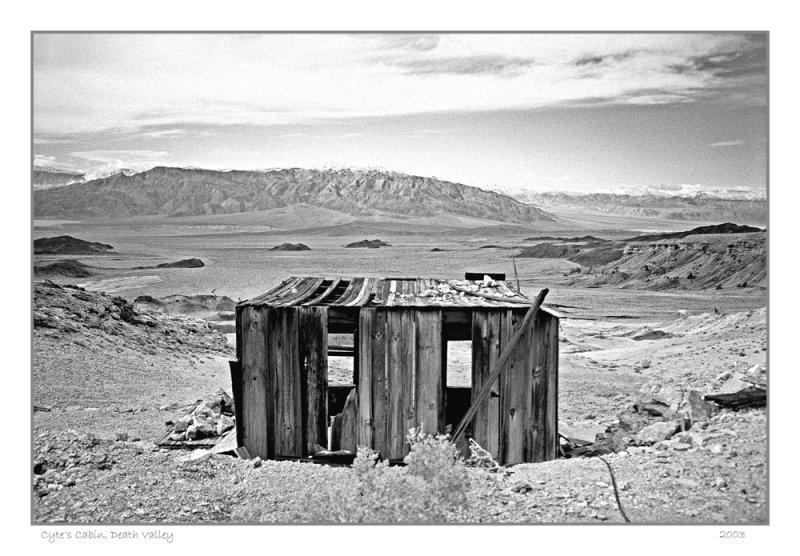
left=234, top=446, right=252, bottom=459
left=156, top=429, right=225, bottom=449
left=705, top=387, right=766, bottom=409
left=211, top=428, right=238, bottom=454
left=558, top=421, right=606, bottom=446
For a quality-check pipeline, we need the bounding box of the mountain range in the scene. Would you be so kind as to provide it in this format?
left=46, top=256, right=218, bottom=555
left=33, top=168, right=86, bottom=189
left=33, top=166, right=556, bottom=224
left=511, top=191, right=766, bottom=226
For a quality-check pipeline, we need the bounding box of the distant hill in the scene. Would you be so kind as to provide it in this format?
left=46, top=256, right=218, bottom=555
left=33, top=259, right=95, bottom=278
left=34, top=235, right=114, bottom=255
left=269, top=243, right=311, bottom=251
left=344, top=239, right=391, bottom=248
left=626, top=223, right=764, bottom=242
left=33, top=166, right=557, bottom=225
left=515, top=223, right=766, bottom=291
left=513, top=191, right=766, bottom=227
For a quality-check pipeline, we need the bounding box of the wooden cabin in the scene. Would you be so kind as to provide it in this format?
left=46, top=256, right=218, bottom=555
left=231, top=275, right=559, bottom=465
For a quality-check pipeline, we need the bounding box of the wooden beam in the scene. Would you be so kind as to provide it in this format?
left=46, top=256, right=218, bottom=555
left=386, top=310, right=412, bottom=460
left=371, top=310, right=388, bottom=456
left=416, top=310, right=444, bottom=435
left=299, top=307, right=328, bottom=455
left=240, top=306, right=270, bottom=459
left=450, top=289, right=549, bottom=445
left=357, top=309, right=375, bottom=447
left=272, top=308, right=303, bottom=457
left=229, top=360, right=244, bottom=449
left=503, top=310, right=532, bottom=465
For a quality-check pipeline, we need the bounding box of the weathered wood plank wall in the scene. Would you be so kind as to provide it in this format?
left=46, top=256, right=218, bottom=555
left=469, top=308, right=559, bottom=465
left=470, top=310, right=509, bottom=459
left=358, top=309, right=443, bottom=459
left=415, top=310, right=444, bottom=436
left=238, top=303, right=556, bottom=464
left=299, top=307, right=328, bottom=454
left=502, top=310, right=532, bottom=465
left=239, top=306, right=270, bottom=459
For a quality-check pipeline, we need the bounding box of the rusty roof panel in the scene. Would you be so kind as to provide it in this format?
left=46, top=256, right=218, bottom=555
left=242, top=277, right=534, bottom=308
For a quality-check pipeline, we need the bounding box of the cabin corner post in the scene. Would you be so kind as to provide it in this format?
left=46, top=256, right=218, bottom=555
left=546, top=311, right=559, bottom=460
left=529, top=309, right=559, bottom=463
left=238, top=305, right=271, bottom=460
left=502, top=309, right=533, bottom=465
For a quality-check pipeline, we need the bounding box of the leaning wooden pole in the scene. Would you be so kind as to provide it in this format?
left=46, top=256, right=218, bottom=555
left=450, top=288, right=549, bottom=446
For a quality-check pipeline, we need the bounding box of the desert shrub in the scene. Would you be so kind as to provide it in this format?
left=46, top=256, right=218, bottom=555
left=403, top=428, right=470, bottom=507
left=337, top=430, right=470, bottom=522
left=239, top=430, right=472, bottom=523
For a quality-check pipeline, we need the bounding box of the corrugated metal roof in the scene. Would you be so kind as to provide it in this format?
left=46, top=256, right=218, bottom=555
left=240, top=276, right=535, bottom=308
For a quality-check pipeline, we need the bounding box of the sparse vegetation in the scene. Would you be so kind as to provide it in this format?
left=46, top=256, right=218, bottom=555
left=236, top=430, right=471, bottom=523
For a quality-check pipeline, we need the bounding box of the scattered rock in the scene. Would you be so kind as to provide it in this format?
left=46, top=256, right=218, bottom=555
left=687, top=390, right=720, bottom=421
left=216, top=415, right=235, bottom=436
left=718, top=375, right=750, bottom=394
left=632, top=329, right=676, bottom=341
left=177, top=450, right=213, bottom=464
left=636, top=421, right=681, bottom=444
left=173, top=415, right=193, bottom=433
left=511, top=482, right=534, bottom=494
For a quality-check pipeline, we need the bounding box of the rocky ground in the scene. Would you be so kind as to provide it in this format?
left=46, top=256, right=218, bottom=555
left=31, top=280, right=768, bottom=524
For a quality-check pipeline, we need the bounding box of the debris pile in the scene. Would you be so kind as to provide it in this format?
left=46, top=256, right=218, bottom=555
left=466, top=439, right=502, bottom=472
left=412, top=276, right=522, bottom=305
left=562, top=364, right=766, bottom=457
left=705, top=363, right=767, bottom=409
left=166, top=390, right=235, bottom=442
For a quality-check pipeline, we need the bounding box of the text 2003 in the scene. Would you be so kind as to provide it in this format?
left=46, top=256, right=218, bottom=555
left=720, top=531, right=745, bottom=539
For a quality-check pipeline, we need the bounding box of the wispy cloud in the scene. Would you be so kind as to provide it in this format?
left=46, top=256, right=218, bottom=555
left=33, top=33, right=767, bottom=136
left=137, top=128, right=187, bottom=139
left=274, top=131, right=365, bottom=139
left=392, top=55, right=535, bottom=77
left=709, top=140, right=745, bottom=147
left=369, top=34, right=441, bottom=52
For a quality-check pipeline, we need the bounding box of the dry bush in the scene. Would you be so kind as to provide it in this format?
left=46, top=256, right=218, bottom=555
left=236, top=429, right=471, bottom=523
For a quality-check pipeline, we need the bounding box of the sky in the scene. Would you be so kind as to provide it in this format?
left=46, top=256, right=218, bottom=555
left=33, top=33, right=767, bottom=195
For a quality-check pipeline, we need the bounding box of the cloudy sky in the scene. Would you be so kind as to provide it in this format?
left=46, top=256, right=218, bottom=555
left=33, top=33, right=767, bottom=194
